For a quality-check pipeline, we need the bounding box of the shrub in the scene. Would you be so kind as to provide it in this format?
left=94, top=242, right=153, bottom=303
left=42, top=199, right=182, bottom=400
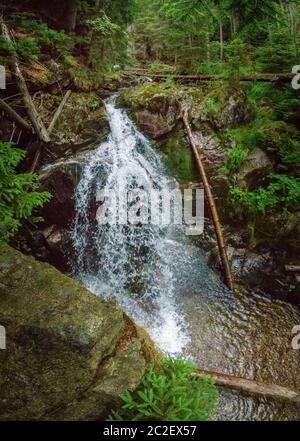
left=108, top=357, right=218, bottom=421
left=230, top=174, right=300, bottom=215
left=0, top=142, right=51, bottom=243
left=226, top=145, right=248, bottom=174
left=15, top=36, right=40, bottom=60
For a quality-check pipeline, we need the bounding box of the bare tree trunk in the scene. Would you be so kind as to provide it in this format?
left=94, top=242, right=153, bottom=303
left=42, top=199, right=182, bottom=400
left=219, top=21, right=224, bottom=61
left=65, top=0, right=78, bottom=32
left=0, top=98, right=32, bottom=132
left=183, top=111, right=234, bottom=291
left=31, top=90, right=72, bottom=172
left=194, top=369, right=300, bottom=404
left=1, top=18, right=50, bottom=143
left=47, top=90, right=71, bottom=135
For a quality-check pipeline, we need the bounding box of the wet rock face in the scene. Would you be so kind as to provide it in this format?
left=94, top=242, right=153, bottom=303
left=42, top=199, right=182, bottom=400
left=0, top=246, right=149, bottom=421
left=16, top=161, right=82, bottom=272
left=134, top=109, right=178, bottom=139
left=38, top=163, right=79, bottom=229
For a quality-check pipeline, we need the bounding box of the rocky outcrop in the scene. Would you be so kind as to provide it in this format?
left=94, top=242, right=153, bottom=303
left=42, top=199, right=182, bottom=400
left=237, top=148, right=273, bottom=190
left=14, top=160, right=82, bottom=272
left=121, top=87, right=181, bottom=139
left=0, top=245, right=155, bottom=421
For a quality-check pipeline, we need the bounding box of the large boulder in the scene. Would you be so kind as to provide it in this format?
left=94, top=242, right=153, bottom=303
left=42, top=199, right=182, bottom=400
left=0, top=246, right=152, bottom=421
left=122, top=87, right=181, bottom=139
left=237, top=148, right=273, bottom=190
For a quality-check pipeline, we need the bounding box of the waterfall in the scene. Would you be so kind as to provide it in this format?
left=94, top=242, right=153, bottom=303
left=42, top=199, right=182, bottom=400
left=72, top=95, right=189, bottom=353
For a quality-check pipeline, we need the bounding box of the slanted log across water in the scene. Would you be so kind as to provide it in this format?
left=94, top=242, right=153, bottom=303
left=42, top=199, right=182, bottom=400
left=183, top=111, right=234, bottom=291
left=193, top=369, right=300, bottom=404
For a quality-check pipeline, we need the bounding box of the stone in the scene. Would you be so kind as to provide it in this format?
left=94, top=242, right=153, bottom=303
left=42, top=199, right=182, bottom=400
left=38, top=162, right=80, bottom=229
left=0, top=246, right=150, bottom=421
left=216, top=89, right=252, bottom=130
left=237, top=148, right=273, bottom=190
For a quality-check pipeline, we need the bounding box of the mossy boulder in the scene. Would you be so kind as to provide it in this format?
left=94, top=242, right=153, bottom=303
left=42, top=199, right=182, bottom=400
left=237, top=148, right=273, bottom=190
left=121, top=83, right=181, bottom=139
left=0, top=246, right=153, bottom=420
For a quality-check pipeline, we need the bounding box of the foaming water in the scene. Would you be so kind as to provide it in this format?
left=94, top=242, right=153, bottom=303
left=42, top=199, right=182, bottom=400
left=71, top=96, right=300, bottom=420
left=72, top=96, right=189, bottom=353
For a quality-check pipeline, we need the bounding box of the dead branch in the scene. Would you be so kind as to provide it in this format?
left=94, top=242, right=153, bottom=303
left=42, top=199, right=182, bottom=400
left=0, top=98, right=32, bottom=132
left=48, top=90, right=71, bottom=135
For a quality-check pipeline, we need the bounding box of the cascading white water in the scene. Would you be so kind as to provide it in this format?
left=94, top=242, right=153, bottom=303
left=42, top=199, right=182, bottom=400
left=72, top=95, right=189, bottom=353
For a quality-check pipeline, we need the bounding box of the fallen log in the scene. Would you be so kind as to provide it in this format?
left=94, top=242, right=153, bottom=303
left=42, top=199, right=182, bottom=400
left=183, top=110, right=234, bottom=291
left=47, top=90, right=71, bottom=134
left=0, top=18, right=50, bottom=143
left=124, top=71, right=294, bottom=83
left=30, top=90, right=72, bottom=172
left=194, top=369, right=300, bottom=404
left=285, top=265, right=300, bottom=273
left=0, top=98, right=32, bottom=132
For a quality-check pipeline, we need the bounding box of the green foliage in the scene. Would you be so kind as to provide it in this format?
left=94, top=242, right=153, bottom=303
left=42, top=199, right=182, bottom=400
left=86, top=13, right=120, bottom=35
left=256, top=24, right=297, bottom=72
left=15, top=37, right=40, bottom=60
left=226, top=145, right=248, bottom=174
left=163, top=136, right=195, bottom=183
left=224, top=37, right=252, bottom=82
left=108, top=356, right=218, bottom=421
left=11, top=15, right=68, bottom=47
left=0, top=35, right=15, bottom=54
left=230, top=174, right=300, bottom=216
left=0, top=142, right=51, bottom=244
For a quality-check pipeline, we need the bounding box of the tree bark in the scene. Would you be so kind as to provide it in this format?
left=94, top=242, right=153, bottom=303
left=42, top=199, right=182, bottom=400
left=219, top=21, right=224, bottom=61
left=285, top=265, right=300, bottom=273
left=194, top=369, right=300, bottom=404
left=65, top=0, right=78, bottom=32
left=183, top=111, right=234, bottom=291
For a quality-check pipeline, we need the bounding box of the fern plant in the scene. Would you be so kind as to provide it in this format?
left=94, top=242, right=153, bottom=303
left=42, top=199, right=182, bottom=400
left=230, top=174, right=300, bottom=216
left=0, top=142, right=51, bottom=244
left=108, top=356, right=218, bottom=421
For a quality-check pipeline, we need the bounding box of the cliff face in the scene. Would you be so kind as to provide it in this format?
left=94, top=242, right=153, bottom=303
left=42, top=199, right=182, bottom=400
left=0, top=245, right=152, bottom=421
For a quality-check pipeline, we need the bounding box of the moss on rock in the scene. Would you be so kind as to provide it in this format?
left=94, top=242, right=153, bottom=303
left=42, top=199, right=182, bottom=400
left=0, top=246, right=151, bottom=420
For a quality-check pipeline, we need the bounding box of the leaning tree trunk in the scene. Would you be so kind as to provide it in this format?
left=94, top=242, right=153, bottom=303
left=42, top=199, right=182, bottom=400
left=183, top=111, right=234, bottom=291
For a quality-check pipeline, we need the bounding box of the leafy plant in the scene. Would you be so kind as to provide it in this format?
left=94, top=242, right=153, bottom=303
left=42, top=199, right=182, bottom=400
left=108, top=356, right=218, bottom=421
left=230, top=174, right=300, bottom=215
left=15, top=37, right=40, bottom=60
left=226, top=145, right=248, bottom=174
left=0, top=142, right=51, bottom=244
